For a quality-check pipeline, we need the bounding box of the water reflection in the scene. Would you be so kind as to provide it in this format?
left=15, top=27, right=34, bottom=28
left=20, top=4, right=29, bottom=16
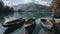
left=0, top=12, right=14, bottom=24
left=0, top=11, right=52, bottom=24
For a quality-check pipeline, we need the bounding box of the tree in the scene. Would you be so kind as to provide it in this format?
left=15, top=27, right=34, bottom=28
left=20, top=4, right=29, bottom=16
left=0, top=0, right=4, bottom=8
left=0, top=0, right=4, bottom=12
left=4, top=6, right=14, bottom=15
left=0, top=0, right=14, bottom=14
left=50, top=0, right=60, bottom=18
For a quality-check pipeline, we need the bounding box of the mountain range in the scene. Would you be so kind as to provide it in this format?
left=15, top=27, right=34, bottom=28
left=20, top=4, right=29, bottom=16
left=12, top=3, right=50, bottom=11
left=12, top=3, right=52, bottom=18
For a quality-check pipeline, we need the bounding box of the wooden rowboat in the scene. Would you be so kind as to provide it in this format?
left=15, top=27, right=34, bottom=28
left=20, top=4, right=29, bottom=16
left=40, top=19, right=53, bottom=34
left=3, top=18, right=25, bottom=34
left=2, top=18, right=25, bottom=27
left=25, top=18, right=36, bottom=34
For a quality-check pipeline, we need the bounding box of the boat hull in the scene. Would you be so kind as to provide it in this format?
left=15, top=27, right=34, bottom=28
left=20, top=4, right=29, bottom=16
left=25, top=23, right=36, bottom=34
left=2, top=18, right=25, bottom=27
left=4, top=20, right=25, bottom=34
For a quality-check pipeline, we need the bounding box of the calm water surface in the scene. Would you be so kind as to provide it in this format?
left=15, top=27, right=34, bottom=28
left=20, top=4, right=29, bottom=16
left=0, top=12, right=52, bottom=34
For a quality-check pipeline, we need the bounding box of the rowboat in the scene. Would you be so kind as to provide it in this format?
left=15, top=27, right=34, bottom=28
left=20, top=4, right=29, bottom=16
left=40, top=18, right=53, bottom=34
left=25, top=18, right=36, bottom=34
left=3, top=18, right=25, bottom=34
left=2, top=18, right=25, bottom=27
left=50, top=18, right=60, bottom=31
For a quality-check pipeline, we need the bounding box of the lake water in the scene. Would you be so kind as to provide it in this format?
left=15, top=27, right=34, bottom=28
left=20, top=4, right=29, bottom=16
left=0, top=11, right=52, bottom=34
left=0, top=11, right=52, bottom=23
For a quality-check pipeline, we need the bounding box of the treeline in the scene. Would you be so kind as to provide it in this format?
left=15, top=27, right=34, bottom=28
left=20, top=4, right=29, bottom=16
left=0, top=1, right=15, bottom=22
left=50, top=0, right=60, bottom=18
left=0, top=1, right=14, bottom=14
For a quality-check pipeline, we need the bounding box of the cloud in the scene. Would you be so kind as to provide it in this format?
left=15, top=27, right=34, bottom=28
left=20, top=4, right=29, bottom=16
left=2, top=0, right=17, bottom=6
left=23, top=0, right=51, bottom=6
left=24, top=0, right=33, bottom=3
left=2, top=0, right=51, bottom=6
left=35, top=0, right=50, bottom=6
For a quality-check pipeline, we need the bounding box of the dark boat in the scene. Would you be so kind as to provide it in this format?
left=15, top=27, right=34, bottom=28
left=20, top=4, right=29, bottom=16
left=2, top=18, right=25, bottom=27
left=54, top=18, right=60, bottom=29
left=45, top=18, right=60, bottom=34
left=3, top=18, right=25, bottom=34
left=25, top=18, right=36, bottom=34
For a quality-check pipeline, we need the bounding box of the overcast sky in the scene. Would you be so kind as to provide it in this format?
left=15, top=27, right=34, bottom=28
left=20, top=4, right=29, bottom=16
left=2, top=0, right=52, bottom=6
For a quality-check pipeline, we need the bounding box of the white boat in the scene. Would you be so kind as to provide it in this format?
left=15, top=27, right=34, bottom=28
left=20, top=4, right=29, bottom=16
left=40, top=18, right=53, bottom=30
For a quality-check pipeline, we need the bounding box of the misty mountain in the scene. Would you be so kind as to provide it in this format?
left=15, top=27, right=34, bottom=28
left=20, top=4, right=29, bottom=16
left=12, top=3, right=50, bottom=11
left=12, top=3, right=52, bottom=18
left=12, top=3, right=35, bottom=10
